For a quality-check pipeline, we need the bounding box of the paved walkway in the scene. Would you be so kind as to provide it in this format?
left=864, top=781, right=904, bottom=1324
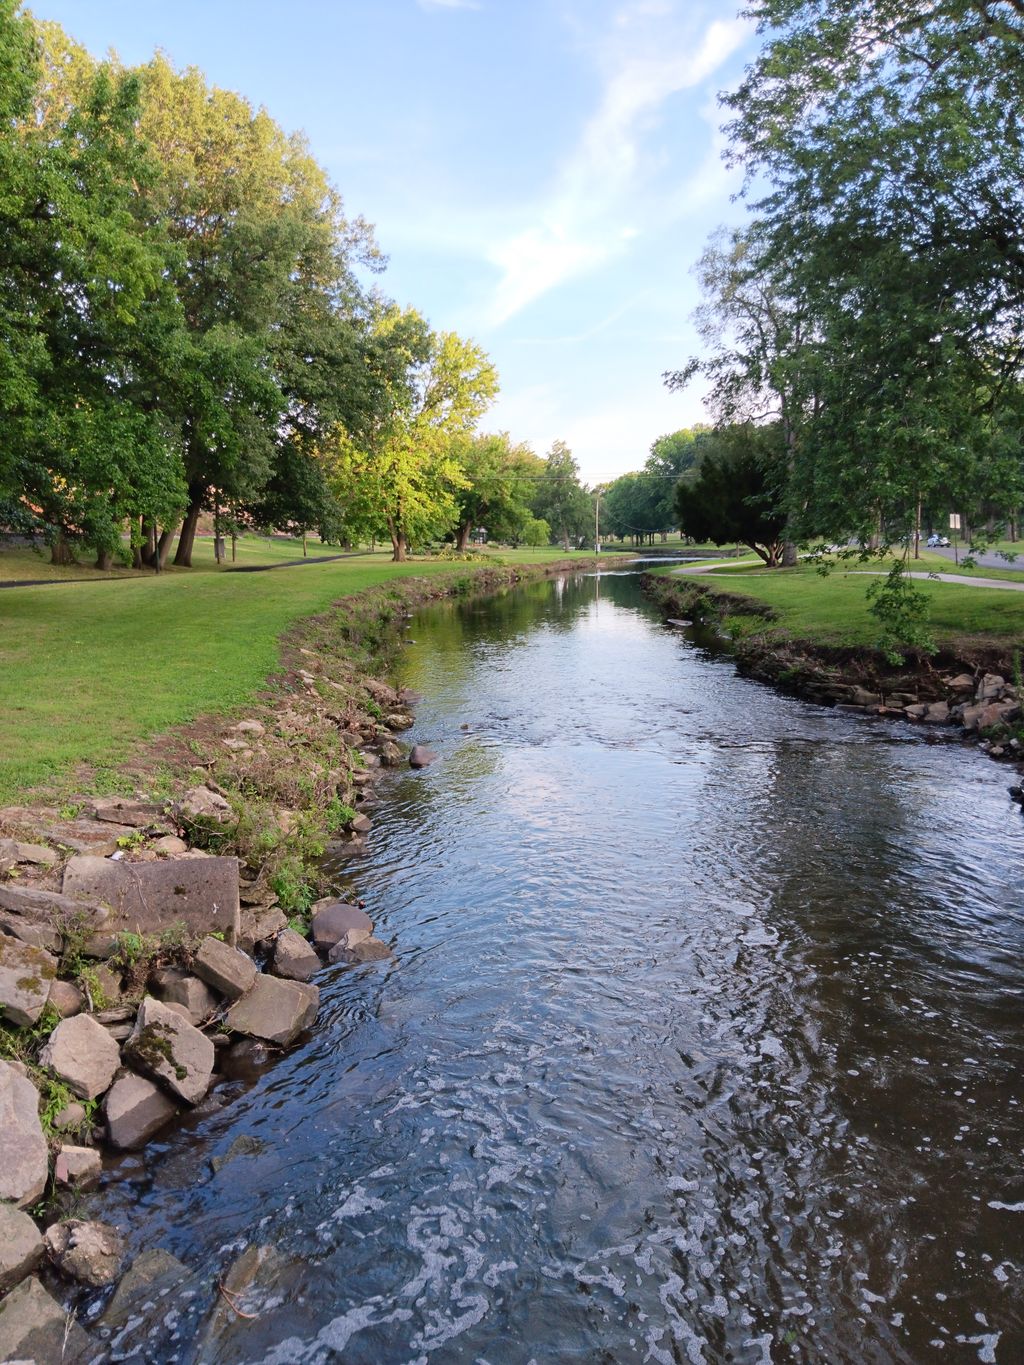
left=672, top=560, right=1024, bottom=593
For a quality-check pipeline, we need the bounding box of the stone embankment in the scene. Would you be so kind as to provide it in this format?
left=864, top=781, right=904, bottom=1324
left=0, top=560, right=584, bottom=1355
left=643, top=572, right=1024, bottom=778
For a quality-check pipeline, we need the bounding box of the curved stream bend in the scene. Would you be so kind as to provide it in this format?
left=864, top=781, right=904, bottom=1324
left=91, top=570, right=1024, bottom=1364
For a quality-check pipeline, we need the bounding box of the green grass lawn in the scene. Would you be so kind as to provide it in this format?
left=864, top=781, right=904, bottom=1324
left=0, top=545, right=596, bottom=803
left=663, top=560, right=1024, bottom=648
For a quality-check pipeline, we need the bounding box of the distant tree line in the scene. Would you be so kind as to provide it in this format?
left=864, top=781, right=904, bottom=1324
left=0, top=5, right=604, bottom=567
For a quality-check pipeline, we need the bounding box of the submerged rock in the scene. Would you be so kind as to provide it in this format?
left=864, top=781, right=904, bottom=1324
left=409, top=744, right=438, bottom=768
left=271, top=927, right=321, bottom=982
left=45, top=1218, right=125, bottom=1287
left=310, top=899, right=372, bottom=950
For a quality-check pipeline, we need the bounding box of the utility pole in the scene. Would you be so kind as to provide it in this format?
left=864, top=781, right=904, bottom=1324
left=594, top=487, right=601, bottom=556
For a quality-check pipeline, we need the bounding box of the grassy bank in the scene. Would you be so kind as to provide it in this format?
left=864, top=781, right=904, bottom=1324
left=0, top=547, right=597, bottom=803
left=657, top=559, right=1024, bottom=650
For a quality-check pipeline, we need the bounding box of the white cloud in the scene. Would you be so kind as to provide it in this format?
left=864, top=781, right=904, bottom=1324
left=483, top=7, right=751, bottom=325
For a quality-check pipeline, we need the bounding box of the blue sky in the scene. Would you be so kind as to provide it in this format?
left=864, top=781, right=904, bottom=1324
left=37, top=0, right=758, bottom=484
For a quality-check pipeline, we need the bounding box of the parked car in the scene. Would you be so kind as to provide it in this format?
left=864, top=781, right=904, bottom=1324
left=926, top=533, right=951, bottom=548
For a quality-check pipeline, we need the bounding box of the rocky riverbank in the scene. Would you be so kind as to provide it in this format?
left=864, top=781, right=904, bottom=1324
left=642, top=572, right=1024, bottom=778
left=0, top=557, right=591, bottom=1361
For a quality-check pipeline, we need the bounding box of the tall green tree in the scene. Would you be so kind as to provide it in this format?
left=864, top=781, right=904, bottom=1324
left=674, top=424, right=789, bottom=566
left=531, top=442, right=592, bottom=550
left=328, top=308, right=498, bottom=560
left=448, top=432, right=541, bottom=550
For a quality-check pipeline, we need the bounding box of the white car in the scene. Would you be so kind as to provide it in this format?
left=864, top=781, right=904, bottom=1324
left=926, top=533, right=951, bottom=548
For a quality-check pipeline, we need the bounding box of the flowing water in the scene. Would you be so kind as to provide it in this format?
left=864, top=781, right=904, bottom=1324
left=89, top=570, right=1024, bottom=1364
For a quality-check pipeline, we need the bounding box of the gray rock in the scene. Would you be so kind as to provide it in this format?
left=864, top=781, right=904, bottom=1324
left=0, top=1276, right=94, bottom=1362
left=178, top=785, right=234, bottom=826
left=961, top=702, right=988, bottom=732
left=54, top=1100, right=87, bottom=1130
left=210, top=1133, right=266, bottom=1174
left=225, top=975, right=319, bottom=1047
left=45, top=1218, right=125, bottom=1287
left=350, top=812, right=373, bottom=835
left=233, top=719, right=266, bottom=737
left=329, top=936, right=393, bottom=965
left=89, top=796, right=167, bottom=828
left=0, top=880, right=109, bottom=925
left=156, top=969, right=219, bottom=1023
left=977, top=672, right=1006, bottom=702
left=151, top=834, right=189, bottom=855
left=980, top=700, right=1021, bottom=729
left=0, top=908, right=62, bottom=953
left=923, top=700, right=950, bottom=725
left=62, top=853, right=240, bottom=938
left=0, top=838, right=57, bottom=867
left=54, top=1144, right=102, bottom=1190
left=48, top=978, right=85, bottom=1017
left=193, top=936, right=257, bottom=999
left=124, top=996, right=215, bottom=1105
left=903, top=703, right=928, bottom=720
left=0, top=1203, right=44, bottom=1291
left=379, top=740, right=404, bottom=766
left=271, top=928, right=320, bottom=982
left=101, top=1247, right=192, bottom=1331
left=310, top=900, right=372, bottom=950
left=238, top=904, right=288, bottom=954
left=946, top=672, right=975, bottom=691
left=105, top=1072, right=178, bottom=1149
left=39, top=1012, right=121, bottom=1100
left=0, top=937, right=58, bottom=1025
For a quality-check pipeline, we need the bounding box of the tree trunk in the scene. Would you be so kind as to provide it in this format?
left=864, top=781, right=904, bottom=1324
left=913, top=495, right=921, bottom=560
left=132, top=543, right=143, bottom=569
left=50, top=532, right=74, bottom=566
left=456, top=522, right=472, bottom=552
left=140, top=518, right=157, bottom=566
left=781, top=541, right=798, bottom=566
left=174, top=489, right=204, bottom=567
left=94, top=549, right=112, bottom=571
left=157, top=525, right=177, bottom=570
left=302, top=531, right=307, bottom=558
left=391, top=531, right=408, bottom=562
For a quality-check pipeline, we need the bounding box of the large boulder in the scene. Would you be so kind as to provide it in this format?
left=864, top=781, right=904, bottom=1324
left=89, top=796, right=167, bottom=828
left=0, top=938, right=57, bottom=1025
left=62, top=853, right=240, bottom=938
left=310, top=900, right=372, bottom=950
left=225, top=976, right=319, bottom=1047
left=192, top=936, right=257, bottom=999
left=271, top=928, right=320, bottom=982
left=329, top=936, right=392, bottom=965
left=39, top=1012, right=121, bottom=1100
left=105, top=1072, right=177, bottom=1149
left=0, top=1276, right=94, bottom=1362
left=409, top=744, right=438, bottom=768
left=123, top=996, right=215, bottom=1105
left=45, top=1219, right=125, bottom=1287
left=0, top=1061, right=48, bottom=1207
left=0, top=1203, right=44, bottom=1291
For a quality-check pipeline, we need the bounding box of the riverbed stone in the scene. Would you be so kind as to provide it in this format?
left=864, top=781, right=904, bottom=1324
left=980, top=700, right=1021, bottom=729
left=961, top=702, right=988, bottom=732
left=272, top=927, right=321, bottom=982
left=48, top=978, right=85, bottom=1018
left=54, top=1144, right=102, bottom=1190
left=45, top=1219, right=125, bottom=1287
left=238, top=904, right=289, bottom=954
left=124, top=996, right=215, bottom=1105
left=54, top=1099, right=87, bottom=1130
left=0, top=1276, right=94, bottom=1362
left=946, top=672, right=975, bottom=691
left=0, top=937, right=57, bottom=1026
left=193, top=935, right=257, bottom=999
left=923, top=700, right=950, bottom=725
left=105, top=1072, right=178, bottom=1149
left=39, top=1012, right=121, bottom=1099
left=151, top=834, right=189, bottom=855
left=178, top=785, right=235, bottom=826
left=977, top=673, right=1006, bottom=702
left=0, top=907, right=63, bottom=953
left=310, top=899, right=372, bottom=950
left=101, top=1247, right=194, bottom=1333
left=0, top=1203, right=44, bottom=1291
left=409, top=744, right=438, bottom=768
left=62, top=853, right=240, bottom=938
left=225, top=975, right=319, bottom=1047
left=0, top=1064, right=47, bottom=1208
left=89, top=796, right=167, bottom=829
left=156, top=969, right=219, bottom=1023
left=329, top=935, right=392, bottom=965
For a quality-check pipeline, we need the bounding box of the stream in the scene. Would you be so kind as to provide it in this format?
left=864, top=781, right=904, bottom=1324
left=88, top=568, right=1024, bottom=1364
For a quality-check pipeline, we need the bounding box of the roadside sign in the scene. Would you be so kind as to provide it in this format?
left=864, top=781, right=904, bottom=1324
left=949, top=513, right=961, bottom=531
